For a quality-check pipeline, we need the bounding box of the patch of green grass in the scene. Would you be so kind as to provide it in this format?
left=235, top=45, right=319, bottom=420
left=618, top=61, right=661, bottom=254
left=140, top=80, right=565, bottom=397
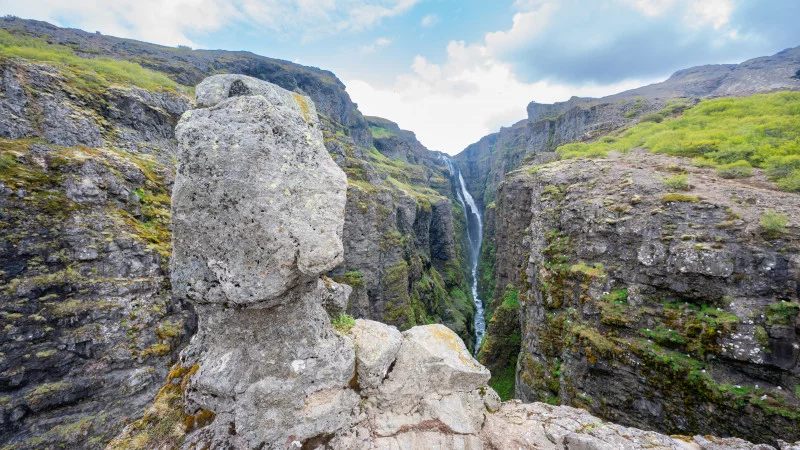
left=569, top=262, right=606, bottom=279
left=601, top=289, right=628, bottom=304
left=716, top=160, right=753, bottom=179
left=331, top=313, right=356, bottom=333
left=369, top=126, right=396, bottom=139
left=662, top=193, right=699, bottom=203
left=760, top=209, right=789, bottom=236
left=765, top=302, right=800, bottom=326
left=554, top=92, right=800, bottom=191
left=0, top=30, right=183, bottom=93
left=664, top=173, right=690, bottom=191
left=334, top=270, right=365, bottom=288
left=488, top=364, right=516, bottom=402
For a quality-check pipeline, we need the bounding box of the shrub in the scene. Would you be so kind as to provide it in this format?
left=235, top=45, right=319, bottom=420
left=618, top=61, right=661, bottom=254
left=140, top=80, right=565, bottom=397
left=760, top=210, right=788, bottom=236
left=691, top=157, right=718, bottom=168
left=764, top=155, right=800, bottom=180
left=776, top=169, right=800, bottom=192
left=716, top=160, right=752, bottom=179
left=331, top=314, right=356, bottom=333
left=662, top=193, right=699, bottom=203
left=664, top=174, right=690, bottom=191
left=640, top=113, right=664, bottom=123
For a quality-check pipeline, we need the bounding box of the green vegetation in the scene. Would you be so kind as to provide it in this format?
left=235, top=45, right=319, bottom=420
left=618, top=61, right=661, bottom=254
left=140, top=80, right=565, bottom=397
left=663, top=173, right=690, bottom=191
left=0, top=29, right=183, bottom=93
left=569, top=262, right=606, bottom=279
left=369, top=126, right=396, bottom=139
left=555, top=92, right=800, bottom=191
left=662, top=193, right=699, bottom=203
left=480, top=286, right=522, bottom=401
left=331, top=314, right=356, bottom=333
left=716, top=160, right=752, bottom=178
left=107, top=364, right=213, bottom=449
left=760, top=210, right=789, bottom=237
left=334, top=270, right=365, bottom=288
left=765, top=302, right=800, bottom=326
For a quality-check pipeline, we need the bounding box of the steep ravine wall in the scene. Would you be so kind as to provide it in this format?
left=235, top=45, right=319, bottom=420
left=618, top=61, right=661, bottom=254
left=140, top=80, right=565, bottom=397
left=497, top=150, right=800, bottom=445
left=0, top=22, right=475, bottom=448
left=114, top=74, right=798, bottom=450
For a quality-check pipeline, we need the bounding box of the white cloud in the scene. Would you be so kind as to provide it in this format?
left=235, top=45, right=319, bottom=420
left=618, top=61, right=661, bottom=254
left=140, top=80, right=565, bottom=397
left=420, top=14, right=440, bottom=27
left=619, top=0, right=733, bottom=30
left=484, top=1, right=558, bottom=54
left=347, top=45, right=650, bottom=154
left=359, top=37, right=392, bottom=54
left=1, top=0, right=421, bottom=46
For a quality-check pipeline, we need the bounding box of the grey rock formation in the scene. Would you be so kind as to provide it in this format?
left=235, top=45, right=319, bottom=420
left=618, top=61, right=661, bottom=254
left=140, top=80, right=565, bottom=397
left=171, top=75, right=354, bottom=447
left=172, top=74, right=347, bottom=307
left=349, top=319, right=403, bottom=390
left=497, top=150, right=800, bottom=444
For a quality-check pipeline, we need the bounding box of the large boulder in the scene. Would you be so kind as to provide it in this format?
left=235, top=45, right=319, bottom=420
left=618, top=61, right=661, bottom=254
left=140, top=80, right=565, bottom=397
left=171, top=75, right=355, bottom=448
left=172, top=74, right=347, bottom=308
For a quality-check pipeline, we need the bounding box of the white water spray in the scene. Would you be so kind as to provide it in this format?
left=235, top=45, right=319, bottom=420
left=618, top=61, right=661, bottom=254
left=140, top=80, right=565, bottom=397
left=441, top=156, right=486, bottom=352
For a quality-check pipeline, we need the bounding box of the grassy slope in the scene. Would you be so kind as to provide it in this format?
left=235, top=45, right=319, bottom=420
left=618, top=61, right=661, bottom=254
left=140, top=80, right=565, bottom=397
left=557, top=92, right=800, bottom=191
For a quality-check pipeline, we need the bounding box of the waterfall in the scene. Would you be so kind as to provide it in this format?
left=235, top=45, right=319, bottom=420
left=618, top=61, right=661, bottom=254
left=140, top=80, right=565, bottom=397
left=441, top=156, right=486, bottom=353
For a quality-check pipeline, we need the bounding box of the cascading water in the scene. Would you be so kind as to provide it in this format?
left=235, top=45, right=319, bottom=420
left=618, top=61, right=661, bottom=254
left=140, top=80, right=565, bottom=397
left=441, top=156, right=486, bottom=353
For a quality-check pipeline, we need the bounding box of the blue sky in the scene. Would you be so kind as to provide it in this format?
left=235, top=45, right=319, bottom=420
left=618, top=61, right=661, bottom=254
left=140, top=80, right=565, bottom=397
left=4, top=0, right=799, bottom=153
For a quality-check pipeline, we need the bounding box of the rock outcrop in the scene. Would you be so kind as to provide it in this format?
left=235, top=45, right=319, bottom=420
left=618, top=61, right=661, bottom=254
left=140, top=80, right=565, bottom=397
left=497, top=149, right=800, bottom=444
left=112, top=75, right=797, bottom=450
left=0, top=21, right=476, bottom=448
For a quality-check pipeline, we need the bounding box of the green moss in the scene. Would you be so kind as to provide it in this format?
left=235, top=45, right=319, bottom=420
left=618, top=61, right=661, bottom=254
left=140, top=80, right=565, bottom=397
left=765, top=301, right=800, bottom=326
left=107, top=364, right=211, bottom=449
left=334, top=270, right=365, bottom=288
left=488, top=364, right=516, bottom=401
left=662, top=193, right=699, bottom=203
left=569, top=262, right=606, bottom=279
left=754, top=325, right=769, bottom=348
left=369, top=126, right=396, bottom=139
left=24, top=381, right=72, bottom=406
left=331, top=314, right=356, bottom=333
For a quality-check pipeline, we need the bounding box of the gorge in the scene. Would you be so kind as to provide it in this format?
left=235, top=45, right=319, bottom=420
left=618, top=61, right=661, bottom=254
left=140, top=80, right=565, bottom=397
left=0, top=15, right=799, bottom=450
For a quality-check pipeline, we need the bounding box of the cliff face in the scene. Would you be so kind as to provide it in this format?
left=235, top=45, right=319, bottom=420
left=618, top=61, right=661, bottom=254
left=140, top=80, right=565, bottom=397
left=0, top=20, right=473, bottom=449
left=111, top=76, right=793, bottom=450
left=0, top=57, right=194, bottom=448
left=497, top=150, right=800, bottom=444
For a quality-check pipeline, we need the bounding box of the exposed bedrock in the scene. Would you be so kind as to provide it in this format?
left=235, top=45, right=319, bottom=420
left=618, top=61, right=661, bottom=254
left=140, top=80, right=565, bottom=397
left=109, top=75, right=798, bottom=450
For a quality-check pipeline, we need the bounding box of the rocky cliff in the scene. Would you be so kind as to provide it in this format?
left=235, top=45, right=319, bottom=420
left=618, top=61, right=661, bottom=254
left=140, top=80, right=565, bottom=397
left=110, top=76, right=797, bottom=449
left=0, top=20, right=473, bottom=449
left=495, top=149, right=800, bottom=445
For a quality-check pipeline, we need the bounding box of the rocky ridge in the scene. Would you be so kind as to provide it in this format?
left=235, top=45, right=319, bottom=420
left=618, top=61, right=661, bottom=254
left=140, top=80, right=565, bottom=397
left=112, top=76, right=796, bottom=450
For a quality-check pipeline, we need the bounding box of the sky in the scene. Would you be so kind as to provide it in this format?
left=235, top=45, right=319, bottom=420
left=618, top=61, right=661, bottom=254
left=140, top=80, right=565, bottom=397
left=3, top=0, right=799, bottom=154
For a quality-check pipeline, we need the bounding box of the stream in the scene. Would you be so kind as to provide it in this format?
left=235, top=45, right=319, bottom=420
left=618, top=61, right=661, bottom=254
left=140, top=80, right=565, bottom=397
left=442, top=156, right=486, bottom=353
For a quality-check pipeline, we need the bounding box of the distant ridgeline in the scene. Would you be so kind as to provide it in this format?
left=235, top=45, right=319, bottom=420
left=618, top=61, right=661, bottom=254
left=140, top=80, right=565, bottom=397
left=0, top=17, right=475, bottom=449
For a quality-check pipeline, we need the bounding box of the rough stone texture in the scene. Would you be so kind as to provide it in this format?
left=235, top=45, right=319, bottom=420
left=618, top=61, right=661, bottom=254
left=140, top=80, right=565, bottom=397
left=349, top=319, right=403, bottom=390
left=170, top=76, right=356, bottom=448
left=0, top=57, right=194, bottom=449
left=172, top=75, right=347, bottom=307
left=497, top=150, right=800, bottom=444
left=181, top=282, right=360, bottom=447
left=481, top=401, right=778, bottom=450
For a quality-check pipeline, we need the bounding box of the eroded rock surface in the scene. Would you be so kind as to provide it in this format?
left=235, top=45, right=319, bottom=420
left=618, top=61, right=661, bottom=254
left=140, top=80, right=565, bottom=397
left=111, top=75, right=798, bottom=450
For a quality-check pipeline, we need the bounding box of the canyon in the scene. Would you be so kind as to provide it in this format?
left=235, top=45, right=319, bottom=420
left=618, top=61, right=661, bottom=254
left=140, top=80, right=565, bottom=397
left=0, top=16, right=799, bottom=450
